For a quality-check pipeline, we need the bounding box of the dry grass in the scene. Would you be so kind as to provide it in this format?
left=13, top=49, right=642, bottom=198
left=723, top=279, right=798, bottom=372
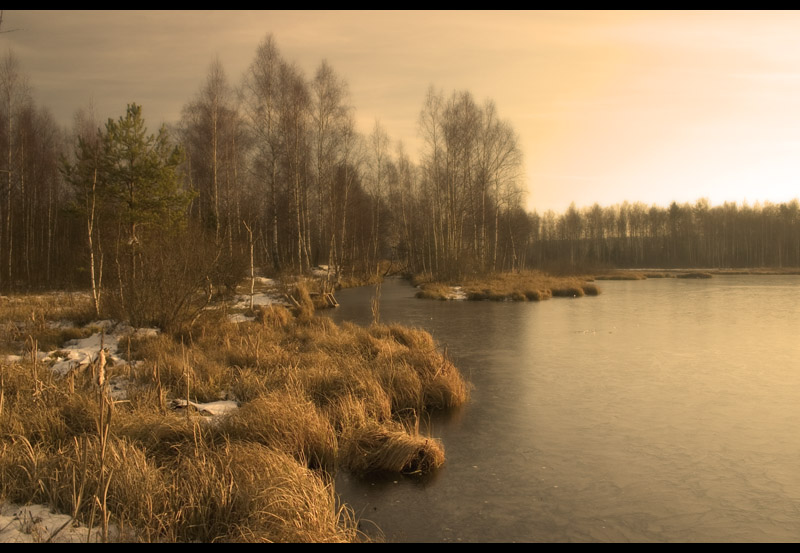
left=595, top=270, right=714, bottom=280
left=594, top=271, right=649, bottom=280
left=340, top=420, right=445, bottom=476
left=0, top=288, right=468, bottom=542
left=0, top=292, right=97, bottom=356
left=641, top=272, right=676, bottom=279
left=414, top=271, right=600, bottom=302
left=414, top=283, right=454, bottom=301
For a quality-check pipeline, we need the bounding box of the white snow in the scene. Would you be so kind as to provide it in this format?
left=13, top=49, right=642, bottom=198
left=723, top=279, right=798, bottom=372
left=42, top=322, right=160, bottom=376
left=0, top=502, right=126, bottom=543
left=171, top=398, right=240, bottom=416
left=449, top=286, right=467, bottom=300
left=230, top=291, right=289, bottom=310
left=227, top=313, right=254, bottom=323
left=49, top=332, right=122, bottom=375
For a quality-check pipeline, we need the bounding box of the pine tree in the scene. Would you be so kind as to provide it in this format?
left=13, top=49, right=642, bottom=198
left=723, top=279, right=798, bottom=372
left=100, top=103, right=192, bottom=322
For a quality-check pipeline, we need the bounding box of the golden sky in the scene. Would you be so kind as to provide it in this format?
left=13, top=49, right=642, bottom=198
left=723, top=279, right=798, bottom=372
left=6, top=10, right=800, bottom=214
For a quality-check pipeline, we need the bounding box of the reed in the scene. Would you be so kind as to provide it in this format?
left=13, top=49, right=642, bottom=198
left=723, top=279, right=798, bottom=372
left=340, top=420, right=445, bottom=476
left=642, top=272, right=675, bottom=278
left=291, top=281, right=316, bottom=323
left=214, top=388, right=338, bottom=472
left=414, top=271, right=599, bottom=303
left=0, top=292, right=95, bottom=327
left=173, top=442, right=360, bottom=543
left=551, top=285, right=585, bottom=298
left=594, top=271, right=648, bottom=280
left=414, top=283, right=453, bottom=300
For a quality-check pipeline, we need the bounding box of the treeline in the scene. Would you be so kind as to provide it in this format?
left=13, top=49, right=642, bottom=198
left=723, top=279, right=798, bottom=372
left=0, top=33, right=528, bottom=303
left=176, top=37, right=527, bottom=282
left=1, top=32, right=799, bottom=317
left=527, top=199, right=800, bottom=270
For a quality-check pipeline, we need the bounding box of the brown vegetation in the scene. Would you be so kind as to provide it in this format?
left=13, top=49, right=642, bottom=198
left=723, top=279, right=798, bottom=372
left=593, top=269, right=716, bottom=280
left=414, top=271, right=600, bottom=302
left=0, top=292, right=469, bottom=542
left=675, top=271, right=713, bottom=279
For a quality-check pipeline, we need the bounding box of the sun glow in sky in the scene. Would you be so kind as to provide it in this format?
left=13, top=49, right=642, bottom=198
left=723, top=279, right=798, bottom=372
left=6, top=10, right=800, bottom=214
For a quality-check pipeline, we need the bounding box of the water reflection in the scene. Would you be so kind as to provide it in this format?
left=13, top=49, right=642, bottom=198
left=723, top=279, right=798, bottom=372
left=323, top=276, right=800, bottom=542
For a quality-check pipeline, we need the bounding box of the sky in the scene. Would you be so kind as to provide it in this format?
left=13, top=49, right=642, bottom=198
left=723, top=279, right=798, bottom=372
left=4, top=9, right=800, bottom=215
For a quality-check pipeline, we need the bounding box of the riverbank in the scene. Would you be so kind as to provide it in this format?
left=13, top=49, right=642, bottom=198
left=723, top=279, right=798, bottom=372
left=0, top=286, right=468, bottom=542
left=411, top=271, right=600, bottom=302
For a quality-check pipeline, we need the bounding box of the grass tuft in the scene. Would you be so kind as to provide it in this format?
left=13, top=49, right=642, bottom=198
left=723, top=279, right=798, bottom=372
left=340, top=421, right=445, bottom=476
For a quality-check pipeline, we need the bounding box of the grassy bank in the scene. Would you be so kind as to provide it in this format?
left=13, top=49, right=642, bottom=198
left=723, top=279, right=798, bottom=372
left=0, top=287, right=469, bottom=542
left=412, top=271, right=600, bottom=302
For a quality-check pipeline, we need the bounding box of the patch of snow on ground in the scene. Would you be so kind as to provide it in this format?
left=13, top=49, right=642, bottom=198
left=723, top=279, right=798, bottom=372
left=0, top=502, right=126, bottom=543
left=44, top=322, right=161, bottom=376
left=228, top=313, right=254, bottom=323
left=231, top=292, right=289, bottom=309
left=253, top=276, right=277, bottom=286
left=171, top=398, right=240, bottom=416
left=49, top=332, right=122, bottom=376
left=448, top=286, right=468, bottom=300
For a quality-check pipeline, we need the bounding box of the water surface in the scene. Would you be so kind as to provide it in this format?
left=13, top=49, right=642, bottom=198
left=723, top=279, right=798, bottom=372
left=323, top=275, right=800, bottom=542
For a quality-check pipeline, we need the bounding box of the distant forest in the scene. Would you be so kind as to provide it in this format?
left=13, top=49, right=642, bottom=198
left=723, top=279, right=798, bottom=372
left=1, top=33, right=799, bottom=299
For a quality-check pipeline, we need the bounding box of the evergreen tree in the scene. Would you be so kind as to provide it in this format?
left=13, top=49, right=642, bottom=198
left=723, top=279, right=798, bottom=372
left=100, top=103, right=192, bottom=323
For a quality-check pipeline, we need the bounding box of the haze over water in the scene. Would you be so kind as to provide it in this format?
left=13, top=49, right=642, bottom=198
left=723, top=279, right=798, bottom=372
left=326, top=275, right=800, bottom=542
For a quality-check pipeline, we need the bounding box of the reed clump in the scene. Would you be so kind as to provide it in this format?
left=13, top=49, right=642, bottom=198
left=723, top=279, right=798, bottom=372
left=415, top=270, right=600, bottom=302
left=414, top=283, right=454, bottom=300
left=168, top=442, right=359, bottom=543
left=254, top=304, right=293, bottom=328
left=594, top=271, right=648, bottom=280
left=581, top=283, right=601, bottom=296
left=340, top=421, right=446, bottom=476
left=214, top=389, right=338, bottom=472
left=642, top=272, right=676, bottom=278
left=291, top=281, right=316, bottom=323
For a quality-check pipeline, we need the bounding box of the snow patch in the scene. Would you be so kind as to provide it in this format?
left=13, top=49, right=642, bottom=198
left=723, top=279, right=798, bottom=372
left=49, top=332, right=121, bottom=376
left=449, top=286, right=468, bottom=300
left=231, top=292, right=289, bottom=310
left=253, top=276, right=277, bottom=286
left=0, top=502, right=126, bottom=543
left=171, top=398, right=240, bottom=416
left=228, top=313, right=255, bottom=323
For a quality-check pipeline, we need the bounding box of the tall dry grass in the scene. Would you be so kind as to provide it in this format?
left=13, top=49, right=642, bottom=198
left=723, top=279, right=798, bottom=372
left=1, top=288, right=469, bottom=542
left=0, top=292, right=96, bottom=355
left=414, top=270, right=600, bottom=302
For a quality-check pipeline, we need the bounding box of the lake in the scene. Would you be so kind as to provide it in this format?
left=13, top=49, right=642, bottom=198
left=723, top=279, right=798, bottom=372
left=321, top=275, right=800, bottom=543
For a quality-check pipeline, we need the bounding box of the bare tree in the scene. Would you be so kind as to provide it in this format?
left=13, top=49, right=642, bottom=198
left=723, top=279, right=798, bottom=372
left=310, top=59, right=350, bottom=268
left=242, top=34, right=284, bottom=272
left=366, top=119, right=390, bottom=275
left=278, top=60, right=311, bottom=273
left=181, top=57, right=240, bottom=248
left=63, top=103, right=104, bottom=315
left=0, top=50, right=30, bottom=290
